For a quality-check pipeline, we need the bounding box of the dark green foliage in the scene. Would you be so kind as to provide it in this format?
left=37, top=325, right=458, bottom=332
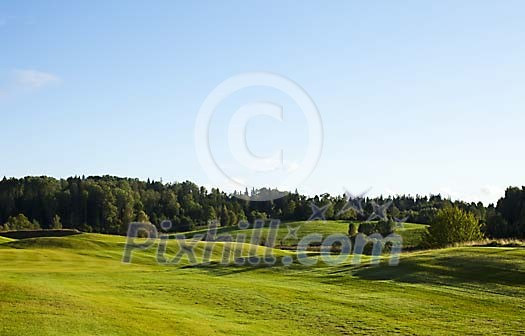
left=0, top=175, right=518, bottom=238
left=2, top=214, right=40, bottom=231
left=348, top=222, right=358, bottom=237
left=426, top=207, right=483, bottom=247
left=0, top=177, right=250, bottom=234
left=0, top=229, right=80, bottom=239
left=485, top=209, right=510, bottom=238
left=51, top=215, right=62, bottom=230
left=358, top=220, right=395, bottom=236
left=486, top=187, right=525, bottom=238
left=377, top=219, right=396, bottom=236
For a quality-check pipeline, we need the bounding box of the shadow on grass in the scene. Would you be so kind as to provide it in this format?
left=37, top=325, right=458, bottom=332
left=327, top=248, right=525, bottom=292
left=169, top=225, right=243, bottom=239
left=0, top=229, right=82, bottom=240
left=180, top=257, right=281, bottom=276
left=178, top=255, right=319, bottom=277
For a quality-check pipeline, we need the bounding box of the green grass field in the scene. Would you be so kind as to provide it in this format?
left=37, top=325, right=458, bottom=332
left=0, top=223, right=524, bottom=335
left=181, top=220, right=428, bottom=249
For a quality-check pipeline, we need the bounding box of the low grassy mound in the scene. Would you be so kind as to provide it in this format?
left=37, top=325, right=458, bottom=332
left=4, top=235, right=109, bottom=251
left=181, top=220, right=353, bottom=240
left=1, top=233, right=294, bottom=268
left=179, top=220, right=428, bottom=249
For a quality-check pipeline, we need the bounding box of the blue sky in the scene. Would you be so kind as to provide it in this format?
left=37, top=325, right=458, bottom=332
left=1, top=1, right=524, bottom=204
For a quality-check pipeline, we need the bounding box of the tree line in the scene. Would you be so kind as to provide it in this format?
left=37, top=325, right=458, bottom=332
left=0, top=176, right=523, bottom=239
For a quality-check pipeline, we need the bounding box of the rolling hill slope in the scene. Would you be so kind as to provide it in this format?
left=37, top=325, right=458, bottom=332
left=180, top=220, right=428, bottom=249
left=0, top=232, right=523, bottom=335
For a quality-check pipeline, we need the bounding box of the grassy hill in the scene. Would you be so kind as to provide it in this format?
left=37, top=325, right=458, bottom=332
left=0, top=236, right=14, bottom=244
left=0, top=231, right=524, bottom=335
left=181, top=220, right=428, bottom=249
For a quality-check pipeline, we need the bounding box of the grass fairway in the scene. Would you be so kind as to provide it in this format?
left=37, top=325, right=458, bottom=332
left=183, top=220, right=428, bottom=249
left=0, top=233, right=524, bottom=335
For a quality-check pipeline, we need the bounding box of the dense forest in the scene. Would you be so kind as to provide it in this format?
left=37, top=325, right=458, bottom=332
left=0, top=176, right=523, bottom=238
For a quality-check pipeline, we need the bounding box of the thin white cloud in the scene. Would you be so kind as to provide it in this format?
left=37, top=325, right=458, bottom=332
left=13, top=69, right=60, bottom=89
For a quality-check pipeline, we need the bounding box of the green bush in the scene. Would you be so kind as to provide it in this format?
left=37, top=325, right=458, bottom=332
left=348, top=222, right=359, bottom=237
left=377, top=219, right=396, bottom=235
left=2, top=214, right=41, bottom=231
left=358, top=219, right=395, bottom=236
left=426, top=206, right=483, bottom=247
left=51, top=215, right=62, bottom=230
